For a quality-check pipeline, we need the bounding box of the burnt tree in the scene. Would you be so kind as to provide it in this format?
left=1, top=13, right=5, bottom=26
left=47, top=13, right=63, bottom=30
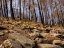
left=10, top=0, right=15, bottom=19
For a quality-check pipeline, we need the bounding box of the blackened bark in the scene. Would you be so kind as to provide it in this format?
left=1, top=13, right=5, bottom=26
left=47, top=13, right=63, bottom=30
left=29, top=0, right=30, bottom=20
left=19, top=0, right=21, bottom=20
left=5, top=0, right=8, bottom=18
left=10, top=0, right=15, bottom=19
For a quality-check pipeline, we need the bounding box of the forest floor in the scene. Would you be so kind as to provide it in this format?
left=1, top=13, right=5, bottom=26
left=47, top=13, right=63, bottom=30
left=0, top=17, right=64, bottom=48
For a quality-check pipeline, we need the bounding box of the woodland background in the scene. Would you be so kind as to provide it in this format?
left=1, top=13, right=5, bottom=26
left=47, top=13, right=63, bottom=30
left=0, top=0, right=64, bottom=25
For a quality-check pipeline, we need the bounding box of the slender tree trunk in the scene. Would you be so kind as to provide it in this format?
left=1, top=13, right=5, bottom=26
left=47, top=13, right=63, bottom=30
left=3, top=0, right=5, bottom=17
left=41, top=3, right=44, bottom=24
left=5, top=0, right=8, bottom=18
left=29, top=0, right=30, bottom=20
left=19, top=0, right=21, bottom=20
left=0, top=0, right=3, bottom=16
left=23, top=0, right=25, bottom=19
left=10, top=0, right=15, bottom=19
left=37, top=0, right=44, bottom=23
left=32, top=0, right=37, bottom=21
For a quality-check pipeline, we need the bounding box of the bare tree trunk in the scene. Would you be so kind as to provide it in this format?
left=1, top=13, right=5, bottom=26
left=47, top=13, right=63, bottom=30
left=5, top=0, right=8, bottom=18
left=32, top=0, right=37, bottom=21
left=23, top=0, right=25, bottom=19
left=19, top=0, right=21, bottom=20
left=37, top=0, right=43, bottom=23
left=29, top=0, right=30, bottom=20
left=3, top=0, right=5, bottom=17
left=10, top=0, right=15, bottom=19
left=0, top=0, right=3, bottom=16
left=40, top=2, right=44, bottom=24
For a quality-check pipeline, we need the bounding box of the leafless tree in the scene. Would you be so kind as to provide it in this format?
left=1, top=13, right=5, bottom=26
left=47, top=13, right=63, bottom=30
left=10, top=0, right=15, bottom=19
